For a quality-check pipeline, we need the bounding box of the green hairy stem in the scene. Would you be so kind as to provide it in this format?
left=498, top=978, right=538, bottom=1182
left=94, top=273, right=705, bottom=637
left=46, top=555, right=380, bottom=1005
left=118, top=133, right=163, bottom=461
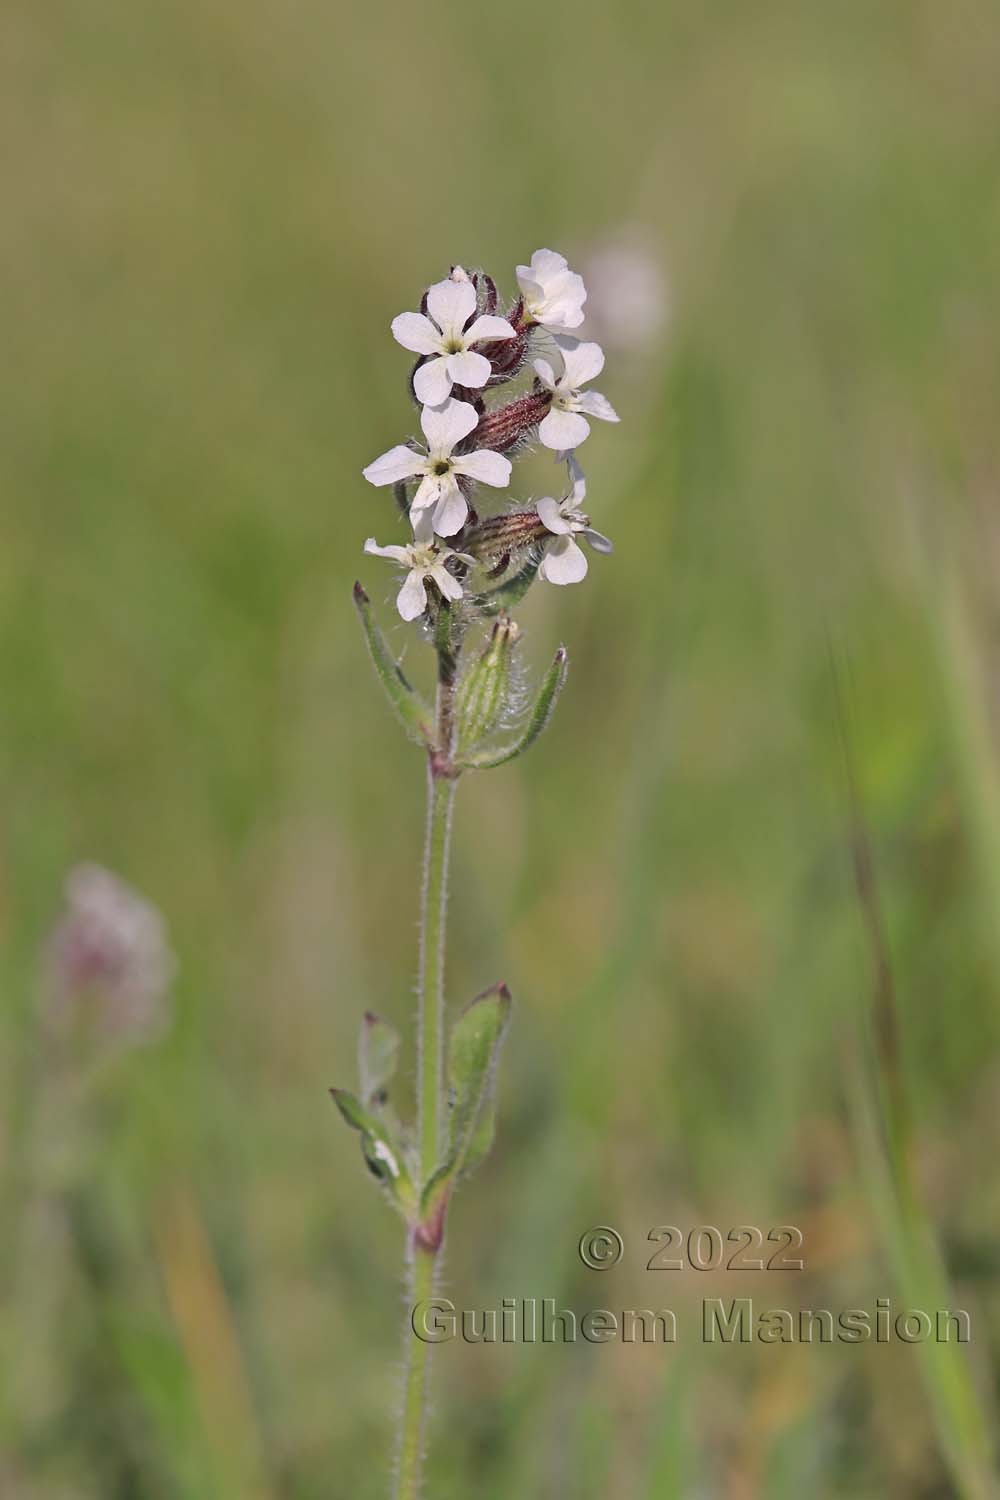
left=396, top=643, right=459, bottom=1500
left=416, top=770, right=456, bottom=1191
left=395, top=1245, right=437, bottom=1500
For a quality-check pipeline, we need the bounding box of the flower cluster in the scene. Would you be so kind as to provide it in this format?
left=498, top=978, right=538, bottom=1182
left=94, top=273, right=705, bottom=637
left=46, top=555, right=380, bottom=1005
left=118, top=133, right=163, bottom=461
left=341, top=247, right=624, bottom=1302
left=362, top=249, right=618, bottom=620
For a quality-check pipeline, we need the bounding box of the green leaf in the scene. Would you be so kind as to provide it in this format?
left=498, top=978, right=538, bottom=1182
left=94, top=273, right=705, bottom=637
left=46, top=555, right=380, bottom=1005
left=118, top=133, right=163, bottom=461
left=353, top=582, right=433, bottom=743
left=472, top=555, right=541, bottom=616
left=420, top=983, right=511, bottom=1221
left=330, top=1087, right=375, bottom=1133
left=330, top=1088, right=416, bottom=1215
left=457, top=648, right=568, bottom=770
left=447, top=983, right=511, bottom=1155
left=462, top=1077, right=500, bottom=1179
left=358, top=1011, right=400, bottom=1106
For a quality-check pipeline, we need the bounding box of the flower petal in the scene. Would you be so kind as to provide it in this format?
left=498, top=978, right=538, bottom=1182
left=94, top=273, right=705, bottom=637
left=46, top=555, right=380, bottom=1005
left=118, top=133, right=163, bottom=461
left=362, top=444, right=425, bottom=486
left=413, top=356, right=453, bottom=407
left=515, top=272, right=545, bottom=308
left=565, top=453, right=587, bottom=505
left=583, top=527, right=614, bottom=554
left=420, top=397, right=479, bottom=454
left=538, top=407, right=591, bottom=451
left=537, top=496, right=574, bottom=535
left=364, top=538, right=412, bottom=563
left=453, top=449, right=512, bottom=487
left=464, top=315, right=516, bottom=344
left=391, top=311, right=441, bottom=356
left=409, top=474, right=440, bottom=515
left=556, top=336, right=605, bottom=387
left=551, top=312, right=585, bottom=332
left=430, top=563, right=464, bottom=602
left=577, top=390, right=619, bottom=422
left=432, top=481, right=469, bottom=537
left=426, top=277, right=477, bottom=337
left=397, top=569, right=429, bottom=621
left=532, top=358, right=559, bottom=392
left=446, top=350, right=492, bottom=389
left=528, top=248, right=569, bottom=281
left=539, top=535, right=589, bottom=585
left=410, top=507, right=436, bottom=543
left=538, top=273, right=586, bottom=330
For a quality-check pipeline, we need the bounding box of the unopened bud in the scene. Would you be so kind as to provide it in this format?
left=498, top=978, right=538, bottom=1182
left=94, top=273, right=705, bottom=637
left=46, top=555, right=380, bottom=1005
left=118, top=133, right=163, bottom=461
left=473, top=391, right=551, bottom=453
left=482, top=327, right=530, bottom=383
left=472, top=270, right=498, bottom=314
left=462, top=510, right=544, bottom=574
left=455, top=616, right=521, bottom=751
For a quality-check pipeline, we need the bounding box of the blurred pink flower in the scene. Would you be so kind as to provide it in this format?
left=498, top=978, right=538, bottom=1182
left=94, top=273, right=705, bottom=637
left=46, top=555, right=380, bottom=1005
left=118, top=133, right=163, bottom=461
left=581, top=232, right=669, bottom=354
left=45, top=863, right=175, bottom=1045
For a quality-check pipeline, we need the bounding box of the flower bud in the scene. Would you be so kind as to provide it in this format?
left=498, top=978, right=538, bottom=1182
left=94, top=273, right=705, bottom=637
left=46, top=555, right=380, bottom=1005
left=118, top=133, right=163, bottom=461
left=483, top=328, right=531, bottom=383
left=463, top=510, right=544, bottom=573
left=454, top=616, right=521, bottom=751
left=471, top=270, right=498, bottom=314
left=473, top=390, right=551, bottom=453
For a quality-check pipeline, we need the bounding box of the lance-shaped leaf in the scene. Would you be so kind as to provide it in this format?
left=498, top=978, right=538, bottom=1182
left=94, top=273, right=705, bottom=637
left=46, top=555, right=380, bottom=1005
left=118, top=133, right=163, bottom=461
left=353, top=582, right=433, bottom=744
left=461, top=1075, right=500, bottom=1180
left=419, top=984, right=511, bottom=1236
left=446, top=982, right=511, bottom=1161
left=330, top=1088, right=416, bottom=1217
left=457, top=648, right=568, bottom=771
left=358, top=1011, right=400, bottom=1107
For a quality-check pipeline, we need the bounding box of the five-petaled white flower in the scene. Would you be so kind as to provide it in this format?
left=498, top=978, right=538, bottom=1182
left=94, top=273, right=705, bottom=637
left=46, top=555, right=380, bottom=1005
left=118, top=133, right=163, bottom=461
left=391, top=277, right=515, bottom=407
left=534, top=336, right=619, bottom=452
left=364, top=515, right=473, bottom=622
left=536, top=457, right=613, bottom=586
left=362, top=398, right=512, bottom=537
left=516, top=248, right=587, bottom=333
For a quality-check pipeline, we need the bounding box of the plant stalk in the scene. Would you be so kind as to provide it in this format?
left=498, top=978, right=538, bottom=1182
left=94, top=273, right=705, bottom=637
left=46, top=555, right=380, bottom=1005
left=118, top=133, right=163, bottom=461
left=417, top=769, right=456, bottom=1177
left=395, top=1245, right=437, bottom=1500
left=395, top=624, right=460, bottom=1500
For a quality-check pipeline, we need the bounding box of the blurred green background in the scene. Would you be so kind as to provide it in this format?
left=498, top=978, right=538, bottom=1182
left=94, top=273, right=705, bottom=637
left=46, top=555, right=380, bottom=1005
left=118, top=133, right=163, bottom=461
left=3, top=0, right=1000, bottom=1494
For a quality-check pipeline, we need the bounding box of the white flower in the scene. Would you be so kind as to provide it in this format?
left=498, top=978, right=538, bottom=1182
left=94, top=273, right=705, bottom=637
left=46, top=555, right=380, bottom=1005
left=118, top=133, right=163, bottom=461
left=516, top=248, right=587, bottom=333
left=534, top=336, right=619, bottom=452
left=364, top=515, right=473, bottom=621
left=391, top=277, right=515, bottom=407
left=536, top=457, right=613, bottom=586
left=362, top=398, right=512, bottom=537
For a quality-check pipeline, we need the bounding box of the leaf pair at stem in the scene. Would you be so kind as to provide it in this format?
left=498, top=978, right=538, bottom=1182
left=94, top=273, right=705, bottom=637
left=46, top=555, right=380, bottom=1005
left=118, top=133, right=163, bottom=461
left=352, top=581, right=568, bottom=774
left=331, top=985, right=511, bottom=1248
